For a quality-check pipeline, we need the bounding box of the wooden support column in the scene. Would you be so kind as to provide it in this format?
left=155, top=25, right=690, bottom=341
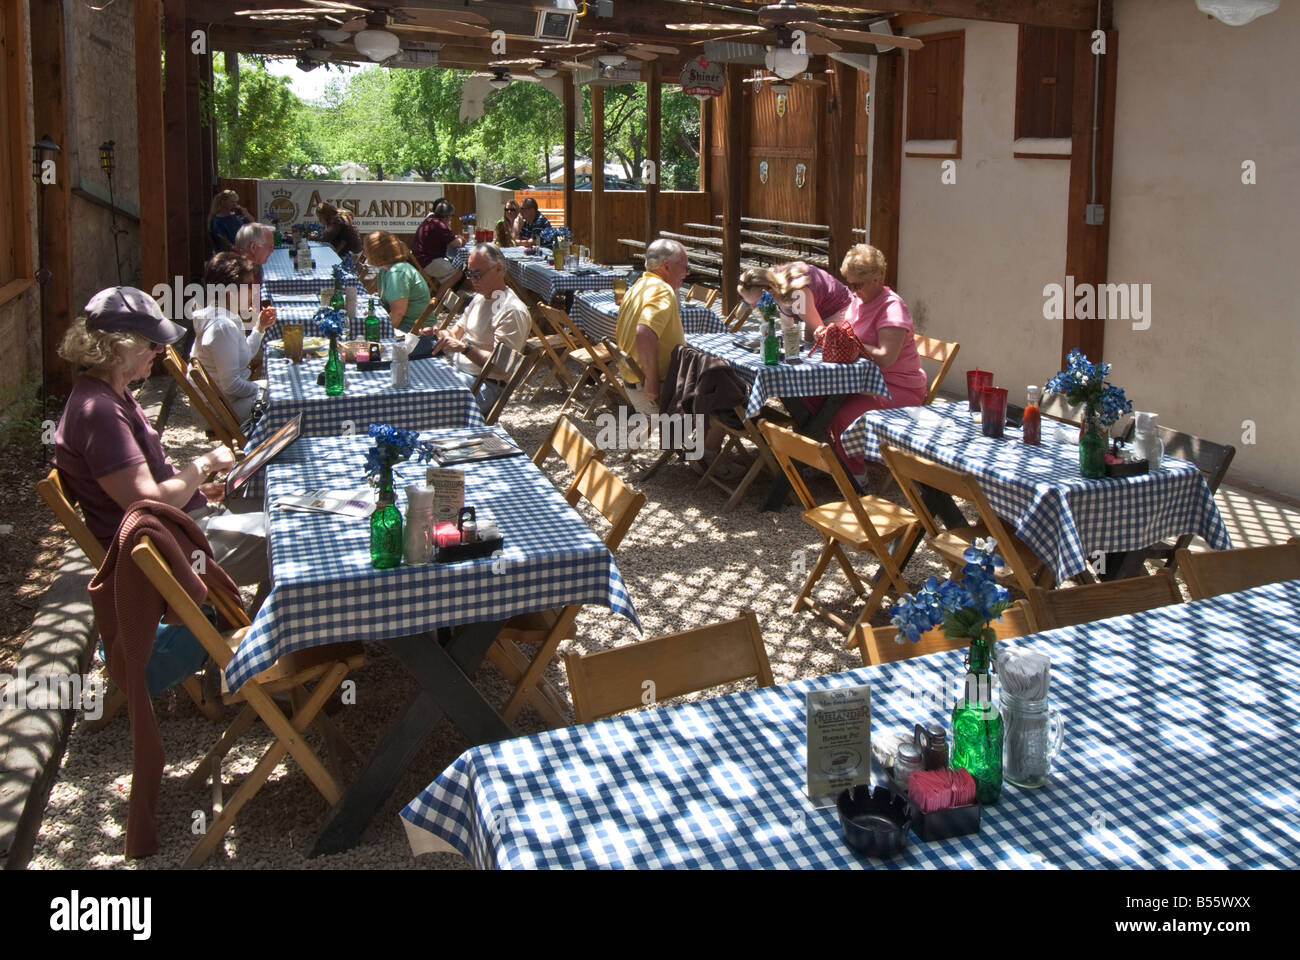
left=825, top=62, right=858, bottom=278
left=698, top=98, right=711, bottom=193
left=163, top=0, right=190, bottom=286
left=813, top=81, right=830, bottom=230
left=562, top=78, right=576, bottom=247
left=867, top=52, right=904, bottom=291
left=720, top=64, right=747, bottom=312
left=185, top=17, right=206, bottom=278
left=30, top=0, right=75, bottom=397
left=645, top=61, right=661, bottom=244
left=589, top=85, right=606, bottom=263
left=135, top=0, right=167, bottom=294
left=1062, top=29, right=1118, bottom=366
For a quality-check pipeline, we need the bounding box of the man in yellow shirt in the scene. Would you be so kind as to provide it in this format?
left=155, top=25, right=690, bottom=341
left=615, top=238, right=690, bottom=408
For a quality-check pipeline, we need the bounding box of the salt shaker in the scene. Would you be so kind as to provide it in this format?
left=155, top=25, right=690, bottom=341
left=893, top=743, right=924, bottom=794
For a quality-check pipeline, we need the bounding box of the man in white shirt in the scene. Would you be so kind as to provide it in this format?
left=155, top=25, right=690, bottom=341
left=432, top=243, right=530, bottom=414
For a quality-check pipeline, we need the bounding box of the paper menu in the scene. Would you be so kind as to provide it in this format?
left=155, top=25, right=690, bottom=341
left=805, top=685, right=872, bottom=809
left=426, top=468, right=465, bottom=523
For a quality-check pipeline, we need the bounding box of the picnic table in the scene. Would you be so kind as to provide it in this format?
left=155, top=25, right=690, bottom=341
left=840, top=400, right=1232, bottom=584
left=264, top=296, right=393, bottom=342
left=401, top=578, right=1300, bottom=869
left=233, top=429, right=641, bottom=854
left=262, top=242, right=364, bottom=298
left=571, top=290, right=726, bottom=345
left=453, top=246, right=625, bottom=302
left=246, top=353, right=485, bottom=450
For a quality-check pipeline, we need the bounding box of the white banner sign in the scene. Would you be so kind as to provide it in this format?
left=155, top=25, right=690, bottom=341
left=256, top=179, right=515, bottom=233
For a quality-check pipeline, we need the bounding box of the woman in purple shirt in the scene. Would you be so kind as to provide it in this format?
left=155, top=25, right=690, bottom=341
left=738, top=263, right=852, bottom=337
left=53, top=287, right=267, bottom=585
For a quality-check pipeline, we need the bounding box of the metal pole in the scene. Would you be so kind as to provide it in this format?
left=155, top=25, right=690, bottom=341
left=107, top=169, right=123, bottom=284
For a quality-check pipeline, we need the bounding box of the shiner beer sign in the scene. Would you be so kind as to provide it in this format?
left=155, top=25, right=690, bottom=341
left=679, top=57, right=724, bottom=99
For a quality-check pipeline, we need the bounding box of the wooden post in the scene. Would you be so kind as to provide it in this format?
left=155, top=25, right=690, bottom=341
left=29, top=0, right=75, bottom=397
left=163, top=0, right=190, bottom=287
left=185, top=15, right=206, bottom=279
left=645, top=61, right=661, bottom=245
left=1062, top=28, right=1118, bottom=366
left=720, top=65, right=746, bottom=312
left=563, top=78, right=576, bottom=247
left=867, top=52, right=903, bottom=291
left=589, top=85, right=606, bottom=263
left=697, top=97, right=711, bottom=194
left=813, top=79, right=830, bottom=232
left=135, top=0, right=167, bottom=294
left=825, top=61, right=857, bottom=278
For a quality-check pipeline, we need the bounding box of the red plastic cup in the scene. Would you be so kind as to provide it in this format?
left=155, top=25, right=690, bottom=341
left=981, top=387, right=1008, bottom=438
left=967, top=369, right=993, bottom=411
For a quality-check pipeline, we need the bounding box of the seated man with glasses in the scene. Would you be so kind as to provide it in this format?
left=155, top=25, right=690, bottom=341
left=430, top=243, right=530, bottom=415
left=515, top=198, right=552, bottom=248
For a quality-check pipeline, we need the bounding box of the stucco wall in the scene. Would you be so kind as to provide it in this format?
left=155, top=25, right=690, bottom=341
left=895, top=19, right=1070, bottom=418
left=1107, top=0, right=1299, bottom=495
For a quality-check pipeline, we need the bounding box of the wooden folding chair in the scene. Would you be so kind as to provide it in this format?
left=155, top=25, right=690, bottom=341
left=850, top=600, right=1032, bottom=667
left=516, top=294, right=576, bottom=395
left=698, top=405, right=788, bottom=512
left=469, top=340, right=542, bottom=425
left=879, top=441, right=1055, bottom=598
left=130, top=536, right=364, bottom=867
left=532, top=413, right=606, bottom=506
left=913, top=334, right=959, bottom=405
left=1026, top=569, right=1182, bottom=631
left=162, top=346, right=242, bottom=454
left=187, top=357, right=248, bottom=451
left=564, top=611, right=773, bottom=724
left=537, top=303, right=618, bottom=417
left=685, top=283, right=720, bottom=309
left=1110, top=427, right=1236, bottom=578
left=1176, top=538, right=1300, bottom=601
left=485, top=458, right=647, bottom=726
left=37, top=470, right=221, bottom=729
left=759, top=422, right=923, bottom=638
left=724, top=301, right=753, bottom=332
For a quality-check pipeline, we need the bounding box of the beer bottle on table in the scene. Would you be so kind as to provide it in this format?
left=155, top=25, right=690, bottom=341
left=330, top=266, right=345, bottom=313
left=364, top=298, right=381, bottom=342
left=762, top=309, right=780, bottom=366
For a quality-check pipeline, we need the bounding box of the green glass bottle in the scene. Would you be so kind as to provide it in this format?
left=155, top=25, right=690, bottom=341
left=363, top=298, right=381, bottom=342
left=324, top=333, right=345, bottom=396
left=950, top=636, right=1003, bottom=804
left=762, top=310, right=780, bottom=366
left=369, top=464, right=403, bottom=569
left=1079, top=406, right=1107, bottom=478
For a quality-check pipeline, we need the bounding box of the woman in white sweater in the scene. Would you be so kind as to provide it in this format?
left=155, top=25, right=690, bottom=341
left=189, top=252, right=275, bottom=422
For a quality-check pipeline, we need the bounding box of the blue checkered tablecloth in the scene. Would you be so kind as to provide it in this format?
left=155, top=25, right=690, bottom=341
left=227, top=429, right=641, bottom=690
left=572, top=290, right=726, bottom=345
left=264, top=297, right=393, bottom=341
left=840, top=400, right=1232, bottom=583
left=401, top=579, right=1300, bottom=869
left=247, top=355, right=486, bottom=449
left=686, top=331, right=890, bottom=420
left=262, top=242, right=365, bottom=298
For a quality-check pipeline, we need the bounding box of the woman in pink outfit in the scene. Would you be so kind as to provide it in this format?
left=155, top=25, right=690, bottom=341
left=817, top=244, right=928, bottom=481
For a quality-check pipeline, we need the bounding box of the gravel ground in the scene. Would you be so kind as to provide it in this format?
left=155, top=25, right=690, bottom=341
left=27, top=376, right=991, bottom=870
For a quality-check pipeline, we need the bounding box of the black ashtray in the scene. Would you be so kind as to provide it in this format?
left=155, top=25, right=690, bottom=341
left=435, top=534, right=504, bottom=563
left=908, top=800, right=981, bottom=842
left=837, top=785, right=911, bottom=857
left=1106, top=457, right=1148, bottom=478
left=357, top=359, right=391, bottom=372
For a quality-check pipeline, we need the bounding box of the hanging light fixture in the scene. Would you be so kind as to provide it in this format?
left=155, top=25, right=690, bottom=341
left=317, top=28, right=349, bottom=43
left=534, top=64, right=558, bottom=78
left=764, top=44, right=808, bottom=81
left=98, top=139, right=115, bottom=174
left=770, top=81, right=792, bottom=95
left=1195, top=0, right=1279, bottom=24
left=99, top=140, right=123, bottom=285
left=354, top=28, right=400, bottom=61
left=597, top=52, right=626, bottom=67
left=489, top=75, right=511, bottom=89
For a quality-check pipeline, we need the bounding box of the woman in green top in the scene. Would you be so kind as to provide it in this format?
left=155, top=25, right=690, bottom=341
left=359, top=231, right=431, bottom=333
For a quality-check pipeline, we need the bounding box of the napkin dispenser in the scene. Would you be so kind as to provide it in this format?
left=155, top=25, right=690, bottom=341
left=435, top=508, right=504, bottom=563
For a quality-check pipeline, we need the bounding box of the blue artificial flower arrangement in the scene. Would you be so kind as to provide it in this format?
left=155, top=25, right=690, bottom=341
left=339, top=251, right=356, bottom=277
left=537, top=227, right=571, bottom=247
left=1045, top=349, right=1133, bottom=426
left=364, top=423, right=435, bottom=480
left=313, top=306, right=346, bottom=339
left=757, top=290, right=778, bottom=317
left=889, top=539, right=1014, bottom=644
left=460, top=214, right=476, bottom=226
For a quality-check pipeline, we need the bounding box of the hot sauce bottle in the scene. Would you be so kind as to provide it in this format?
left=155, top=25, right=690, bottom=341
left=1022, top=385, right=1042, bottom=445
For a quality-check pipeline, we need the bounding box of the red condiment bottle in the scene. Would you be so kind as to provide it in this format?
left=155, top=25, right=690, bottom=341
left=1022, top=385, right=1042, bottom=445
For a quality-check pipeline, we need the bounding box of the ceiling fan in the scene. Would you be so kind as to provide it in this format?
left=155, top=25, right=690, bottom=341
left=335, top=6, right=491, bottom=60
left=494, top=55, right=587, bottom=79
left=545, top=33, right=679, bottom=68
left=743, top=69, right=826, bottom=93
left=468, top=65, right=549, bottom=90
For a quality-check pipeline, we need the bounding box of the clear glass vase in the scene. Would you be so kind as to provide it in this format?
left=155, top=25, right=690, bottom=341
left=369, top=464, right=403, bottom=569
left=950, top=637, right=1003, bottom=804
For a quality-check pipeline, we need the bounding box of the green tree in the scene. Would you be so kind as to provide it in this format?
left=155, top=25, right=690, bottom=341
left=212, top=56, right=308, bottom=179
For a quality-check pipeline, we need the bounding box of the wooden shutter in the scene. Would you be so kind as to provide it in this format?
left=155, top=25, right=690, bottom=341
left=905, top=31, right=964, bottom=154
left=1015, top=25, right=1075, bottom=142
